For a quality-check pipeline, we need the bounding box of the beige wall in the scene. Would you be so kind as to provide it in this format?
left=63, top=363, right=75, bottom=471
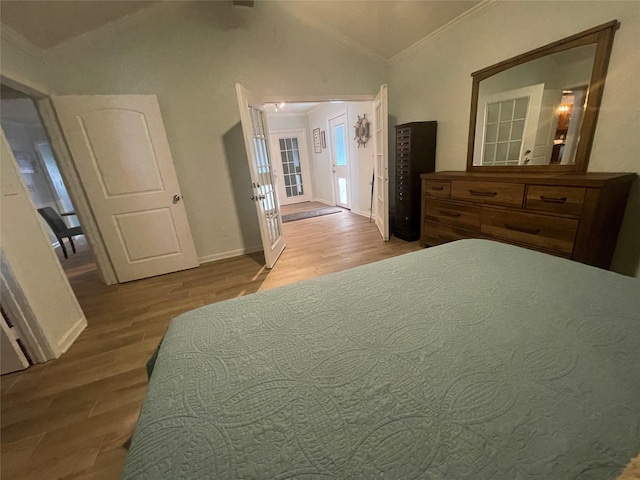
left=28, top=2, right=388, bottom=260
left=389, top=1, right=640, bottom=277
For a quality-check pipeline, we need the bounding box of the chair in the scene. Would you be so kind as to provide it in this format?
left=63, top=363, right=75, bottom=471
left=37, top=207, right=83, bottom=259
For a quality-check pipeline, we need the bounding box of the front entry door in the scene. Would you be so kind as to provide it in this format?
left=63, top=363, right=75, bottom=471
left=53, top=95, right=199, bottom=282
left=236, top=84, right=285, bottom=269
left=329, top=113, right=351, bottom=209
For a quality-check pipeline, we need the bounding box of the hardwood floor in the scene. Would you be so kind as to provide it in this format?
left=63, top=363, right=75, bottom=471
left=1, top=207, right=421, bottom=480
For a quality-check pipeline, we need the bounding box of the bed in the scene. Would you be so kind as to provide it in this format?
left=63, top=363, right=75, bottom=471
left=122, top=239, right=640, bottom=479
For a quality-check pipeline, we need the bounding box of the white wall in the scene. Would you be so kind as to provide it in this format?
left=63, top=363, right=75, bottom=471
left=307, top=101, right=375, bottom=216
left=0, top=131, right=86, bottom=357
left=389, top=1, right=640, bottom=277
left=13, top=2, right=388, bottom=260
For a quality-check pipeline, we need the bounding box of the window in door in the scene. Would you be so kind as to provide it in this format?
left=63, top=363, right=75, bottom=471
left=330, top=114, right=351, bottom=209
left=482, top=97, right=528, bottom=166
left=278, top=137, right=304, bottom=199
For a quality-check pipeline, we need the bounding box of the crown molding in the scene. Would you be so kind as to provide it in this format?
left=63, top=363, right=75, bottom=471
left=0, top=22, right=46, bottom=61
left=389, top=0, right=501, bottom=66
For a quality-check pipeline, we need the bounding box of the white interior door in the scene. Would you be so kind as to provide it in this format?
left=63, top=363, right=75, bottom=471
left=52, top=95, right=199, bottom=283
left=269, top=130, right=313, bottom=205
left=329, top=113, right=351, bottom=209
left=373, top=84, right=389, bottom=241
left=473, top=84, right=544, bottom=166
left=236, top=84, right=285, bottom=269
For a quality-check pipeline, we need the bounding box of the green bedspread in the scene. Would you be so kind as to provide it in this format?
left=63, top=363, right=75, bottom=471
left=122, top=239, right=640, bottom=479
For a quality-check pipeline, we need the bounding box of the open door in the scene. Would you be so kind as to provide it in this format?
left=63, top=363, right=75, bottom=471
left=373, top=84, right=389, bottom=241
left=236, top=84, right=285, bottom=269
left=52, top=95, right=199, bottom=282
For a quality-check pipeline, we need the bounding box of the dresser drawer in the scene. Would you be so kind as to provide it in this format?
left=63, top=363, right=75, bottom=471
left=451, top=181, right=524, bottom=207
left=425, top=199, right=481, bottom=231
left=423, top=180, right=450, bottom=198
left=422, top=221, right=485, bottom=246
left=481, top=208, right=578, bottom=254
left=525, top=185, right=586, bottom=216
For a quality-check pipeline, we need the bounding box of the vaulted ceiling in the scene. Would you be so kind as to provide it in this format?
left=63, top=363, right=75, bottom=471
left=0, top=0, right=480, bottom=60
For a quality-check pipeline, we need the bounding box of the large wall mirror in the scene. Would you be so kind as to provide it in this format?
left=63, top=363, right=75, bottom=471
left=467, top=20, right=618, bottom=173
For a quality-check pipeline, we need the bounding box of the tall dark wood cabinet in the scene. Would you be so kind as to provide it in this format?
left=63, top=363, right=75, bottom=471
left=394, top=121, right=437, bottom=241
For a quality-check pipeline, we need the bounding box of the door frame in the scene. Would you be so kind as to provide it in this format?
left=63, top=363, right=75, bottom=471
left=1, top=73, right=118, bottom=285
left=327, top=110, right=351, bottom=209
left=269, top=128, right=313, bottom=206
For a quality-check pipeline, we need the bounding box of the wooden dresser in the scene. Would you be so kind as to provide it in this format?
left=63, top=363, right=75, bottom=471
left=420, top=171, right=636, bottom=269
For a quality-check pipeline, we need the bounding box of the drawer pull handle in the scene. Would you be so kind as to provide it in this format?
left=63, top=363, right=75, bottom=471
left=505, top=224, right=540, bottom=235
left=540, top=195, right=567, bottom=204
left=469, top=190, right=498, bottom=197
left=431, top=186, right=444, bottom=191
left=439, top=210, right=461, bottom=218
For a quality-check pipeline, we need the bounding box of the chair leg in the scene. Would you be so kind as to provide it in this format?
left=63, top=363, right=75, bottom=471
left=58, top=237, right=68, bottom=259
left=68, top=236, right=76, bottom=254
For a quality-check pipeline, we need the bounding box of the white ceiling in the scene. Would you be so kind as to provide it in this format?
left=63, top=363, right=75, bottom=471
left=0, top=1, right=480, bottom=59
left=0, top=1, right=159, bottom=50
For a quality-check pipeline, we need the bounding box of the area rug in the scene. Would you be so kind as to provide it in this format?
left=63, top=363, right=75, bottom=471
left=617, top=453, right=640, bottom=479
left=282, top=207, right=343, bottom=223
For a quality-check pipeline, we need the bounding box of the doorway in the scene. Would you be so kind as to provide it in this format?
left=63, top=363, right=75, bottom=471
left=328, top=112, right=351, bottom=209
left=0, top=85, right=96, bottom=277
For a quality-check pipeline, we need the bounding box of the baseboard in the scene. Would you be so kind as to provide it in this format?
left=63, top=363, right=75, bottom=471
left=312, top=198, right=334, bottom=207
left=351, top=208, right=373, bottom=219
left=198, top=245, right=263, bottom=265
left=57, top=317, right=87, bottom=356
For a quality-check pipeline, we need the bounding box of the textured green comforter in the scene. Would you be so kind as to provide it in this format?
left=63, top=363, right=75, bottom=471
left=122, top=239, right=640, bottom=479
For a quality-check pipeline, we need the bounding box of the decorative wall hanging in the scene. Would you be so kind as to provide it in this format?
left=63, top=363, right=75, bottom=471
left=354, top=114, right=370, bottom=148
left=313, top=128, right=322, bottom=153
left=321, top=131, right=326, bottom=149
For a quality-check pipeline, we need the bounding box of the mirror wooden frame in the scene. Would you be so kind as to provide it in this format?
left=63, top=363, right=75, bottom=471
left=466, top=20, right=618, bottom=173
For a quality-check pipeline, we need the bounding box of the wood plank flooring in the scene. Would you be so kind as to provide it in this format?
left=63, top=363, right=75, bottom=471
left=1, top=205, right=421, bottom=480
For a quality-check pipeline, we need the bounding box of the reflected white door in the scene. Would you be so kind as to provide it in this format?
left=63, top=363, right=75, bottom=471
left=474, top=84, right=544, bottom=166
left=373, top=84, right=389, bottom=241
left=269, top=130, right=312, bottom=205
left=52, top=95, right=199, bottom=282
left=329, top=113, right=351, bottom=209
left=236, top=84, right=285, bottom=269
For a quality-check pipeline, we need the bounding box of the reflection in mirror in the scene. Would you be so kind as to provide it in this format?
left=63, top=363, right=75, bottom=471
left=473, top=44, right=596, bottom=167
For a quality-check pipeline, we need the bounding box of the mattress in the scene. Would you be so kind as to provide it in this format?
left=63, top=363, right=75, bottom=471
left=122, top=239, right=640, bottom=479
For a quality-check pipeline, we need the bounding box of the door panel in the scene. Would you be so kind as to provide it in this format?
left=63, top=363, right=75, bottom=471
left=52, top=95, right=199, bottom=282
left=473, top=84, right=544, bottom=166
left=236, top=84, right=285, bottom=269
left=270, top=131, right=312, bottom=205
left=373, top=84, right=389, bottom=241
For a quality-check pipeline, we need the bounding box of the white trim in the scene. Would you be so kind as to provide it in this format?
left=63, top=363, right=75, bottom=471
left=0, top=73, right=49, bottom=99
left=0, top=254, right=55, bottom=363
left=389, top=0, right=501, bottom=65
left=351, top=208, right=372, bottom=218
left=312, top=198, right=334, bottom=206
left=56, top=317, right=87, bottom=354
left=198, top=245, right=263, bottom=265
left=0, top=22, right=46, bottom=60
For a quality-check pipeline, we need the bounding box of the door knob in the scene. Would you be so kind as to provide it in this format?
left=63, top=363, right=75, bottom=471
left=173, top=195, right=181, bottom=204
